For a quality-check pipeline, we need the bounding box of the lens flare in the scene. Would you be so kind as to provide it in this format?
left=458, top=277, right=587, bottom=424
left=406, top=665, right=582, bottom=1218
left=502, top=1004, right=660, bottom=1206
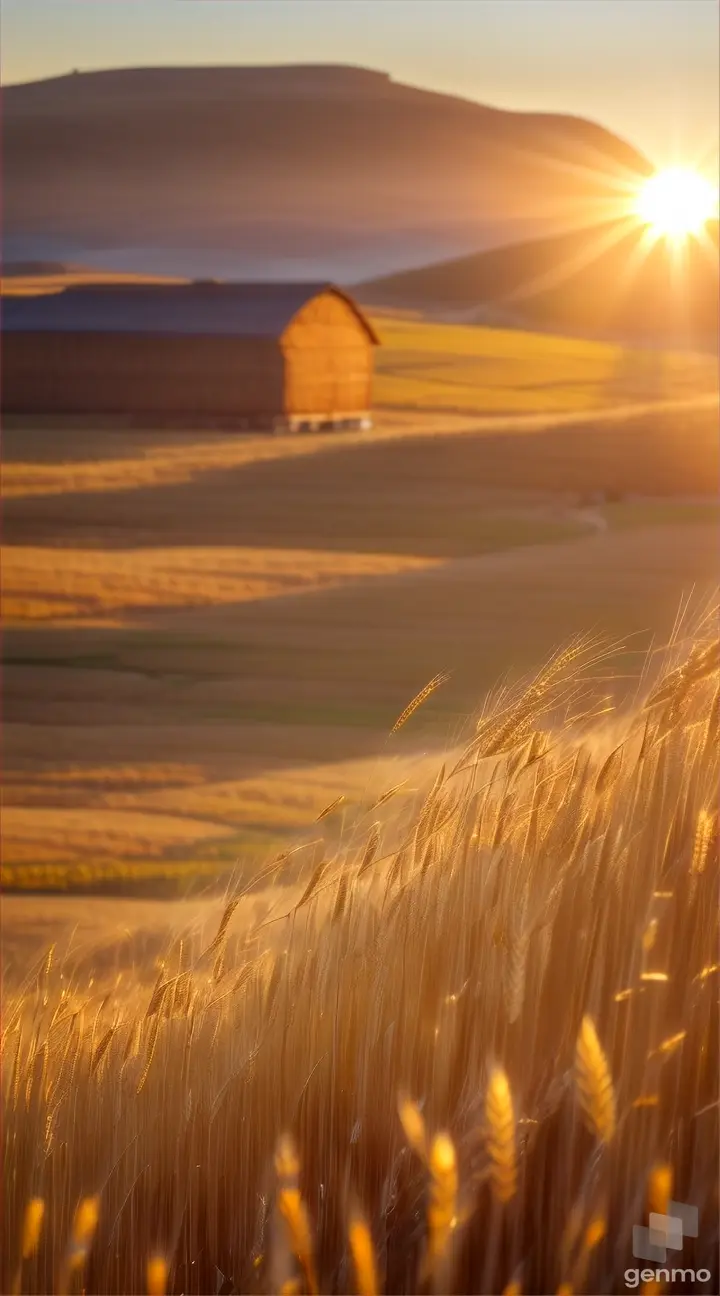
left=634, top=168, right=718, bottom=240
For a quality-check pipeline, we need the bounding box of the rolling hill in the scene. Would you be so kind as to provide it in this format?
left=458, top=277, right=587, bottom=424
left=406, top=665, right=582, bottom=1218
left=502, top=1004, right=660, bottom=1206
left=358, top=218, right=720, bottom=346
left=4, top=64, right=651, bottom=282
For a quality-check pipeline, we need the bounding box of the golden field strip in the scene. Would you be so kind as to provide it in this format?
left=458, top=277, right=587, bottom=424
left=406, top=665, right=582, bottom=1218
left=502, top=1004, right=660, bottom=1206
left=373, top=314, right=717, bottom=412
left=1, top=546, right=439, bottom=625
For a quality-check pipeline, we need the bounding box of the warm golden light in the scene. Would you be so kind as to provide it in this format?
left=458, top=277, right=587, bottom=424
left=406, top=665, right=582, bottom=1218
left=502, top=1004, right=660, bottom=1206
left=634, top=167, right=718, bottom=240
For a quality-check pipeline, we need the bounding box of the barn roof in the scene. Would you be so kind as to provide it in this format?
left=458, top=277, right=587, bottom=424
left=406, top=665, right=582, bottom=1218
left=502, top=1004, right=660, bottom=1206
left=2, top=282, right=380, bottom=344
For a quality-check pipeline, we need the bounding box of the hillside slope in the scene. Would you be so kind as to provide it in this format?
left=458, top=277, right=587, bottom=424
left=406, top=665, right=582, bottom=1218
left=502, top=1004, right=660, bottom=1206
left=4, top=64, right=651, bottom=281
left=359, top=218, right=720, bottom=345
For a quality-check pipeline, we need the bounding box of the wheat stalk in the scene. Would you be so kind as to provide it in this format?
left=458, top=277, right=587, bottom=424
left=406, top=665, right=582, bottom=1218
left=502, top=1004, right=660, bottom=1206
left=332, top=872, right=350, bottom=924
left=11, top=1196, right=45, bottom=1296
left=57, top=1195, right=100, bottom=1296
left=212, top=941, right=227, bottom=984
left=570, top=1214, right=607, bottom=1291
left=90, top=1025, right=116, bottom=1075
left=21, top=1196, right=45, bottom=1260
left=398, top=1094, right=428, bottom=1161
left=204, top=897, right=240, bottom=957
left=425, top=1132, right=458, bottom=1281
left=575, top=1016, right=616, bottom=1143
left=391, top=672, right=450, bottom=734
left=485, top=1067, right=517, bottom=1203
left=136, top=1015, right=161, bottom=1096
left=147, top=1255, right=168, bottom=1295
left=652, top=1031, right=686, bottom=1058
left=295, top=858, right=331, bottom=910
left=647, top=1163, right=673, bottom=1216
left=357, top=824, right=382, bottom=878
left=594, top=744, right=624, bottom=797
left=369, top=778, right=409, bottom=809
left=145, top=977, right=171, bottom=1019
left=348, top=1207, right=378, bottom=1296
left=274, top=1136, right=318, bottom=1296
left=504, top=909, right=528, bottom=1025
left=642, top=918, right=659, bottom=952
left=316, top=794, right=345, bottom=821
left=691, top=809, right=715, bottom=874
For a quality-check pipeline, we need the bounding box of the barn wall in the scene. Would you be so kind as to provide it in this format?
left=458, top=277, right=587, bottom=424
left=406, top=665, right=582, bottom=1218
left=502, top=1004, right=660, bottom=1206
left=2, top=334, right=285, bottom=418
left=281, top=292, right=374, bottom=416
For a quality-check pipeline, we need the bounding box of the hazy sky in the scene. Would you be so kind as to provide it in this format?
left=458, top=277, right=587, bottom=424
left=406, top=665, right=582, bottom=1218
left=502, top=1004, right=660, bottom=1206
left=2, top=0, right=718, bottom=167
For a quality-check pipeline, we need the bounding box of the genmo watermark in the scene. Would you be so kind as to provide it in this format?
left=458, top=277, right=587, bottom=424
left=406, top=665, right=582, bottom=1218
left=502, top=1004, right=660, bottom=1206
left=624, top=1198, right=712, bottom=1288
left=625, top=1266, right=712, bottom=1289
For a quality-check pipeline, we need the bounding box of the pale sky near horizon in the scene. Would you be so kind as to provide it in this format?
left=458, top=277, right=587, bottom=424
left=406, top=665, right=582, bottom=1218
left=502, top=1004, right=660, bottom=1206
left=2, top=0, right=718, bottom=169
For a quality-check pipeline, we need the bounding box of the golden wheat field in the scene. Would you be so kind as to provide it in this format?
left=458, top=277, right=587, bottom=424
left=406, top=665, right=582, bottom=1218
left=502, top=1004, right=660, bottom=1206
left=3, top=615, right=718, bottom=1295
left=2, top=311, right=718, bottom=890
left=1, top=547, right=439, bottom=625
left=372, top=316, right=718, bottom=414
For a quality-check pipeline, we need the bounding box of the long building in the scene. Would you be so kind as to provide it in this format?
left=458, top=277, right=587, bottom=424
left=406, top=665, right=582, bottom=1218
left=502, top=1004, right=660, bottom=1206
left=2, top=281, right=379, bottom=429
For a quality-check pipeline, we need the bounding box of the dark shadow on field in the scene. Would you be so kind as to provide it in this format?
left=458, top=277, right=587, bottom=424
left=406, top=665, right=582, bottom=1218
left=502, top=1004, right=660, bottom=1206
left=4, top=407, right=717, bottom=553
left=5, top=523, right=717, bottom=775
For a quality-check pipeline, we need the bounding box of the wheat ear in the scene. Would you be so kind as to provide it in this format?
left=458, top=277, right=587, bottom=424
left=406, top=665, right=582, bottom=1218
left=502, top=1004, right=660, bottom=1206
left=398, top=1094, right=429, bottom=1161
left=691, top=809, right=715, bottom=874
left=316, top=794, right=345, bottom=821
left=575, top=1016, right=616, bottom=1143
left=147, top=1255, right=168, bottom=1295
left=21, top=1196, right=45, bottom=1260
left=90, top=1025, right=116, bottom=1075
left=485, top=1067, right=517, bottom=1203
left=275, top=1136, right=318, bottom=1296
left=647, top=1163, right=673, bottom=1217
left=426, top=1132, right=458, bottom=1275
left=11, top=1196, right=45, bottom=1296
left=348, top=1207, right=378, bottom=1296
left=369, top=778, right=409, bottom=809
left=58, top=1195, right=100, bottom=1296
left=357, top=824, right=381, bottom=878
left=205, top=897, right=240, bottom=957
left=391, top=672, right=450, bottom=733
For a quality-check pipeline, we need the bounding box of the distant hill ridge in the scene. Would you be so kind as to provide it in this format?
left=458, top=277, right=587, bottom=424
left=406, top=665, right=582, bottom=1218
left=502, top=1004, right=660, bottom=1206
left=358, top=218, right=720, bottom=347
left=4, top=64, right=651, bottom=283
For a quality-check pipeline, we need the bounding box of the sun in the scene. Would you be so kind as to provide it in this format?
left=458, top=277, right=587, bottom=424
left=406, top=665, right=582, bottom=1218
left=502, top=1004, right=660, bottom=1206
left=634, top=167, right=718, bottom=240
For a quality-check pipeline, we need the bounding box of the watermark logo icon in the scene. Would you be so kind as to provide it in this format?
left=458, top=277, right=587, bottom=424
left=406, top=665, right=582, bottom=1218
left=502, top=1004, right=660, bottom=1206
left=633, top=1200, right=698, bottom=1263
left=624, top=1200, right=711, bottom=1289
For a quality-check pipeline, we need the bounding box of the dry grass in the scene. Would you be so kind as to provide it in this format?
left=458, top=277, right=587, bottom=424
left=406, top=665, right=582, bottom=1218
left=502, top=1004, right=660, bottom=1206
left=3, top=615, right=718, bottom=1294
left=2, top=547, right=438, bottom=625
